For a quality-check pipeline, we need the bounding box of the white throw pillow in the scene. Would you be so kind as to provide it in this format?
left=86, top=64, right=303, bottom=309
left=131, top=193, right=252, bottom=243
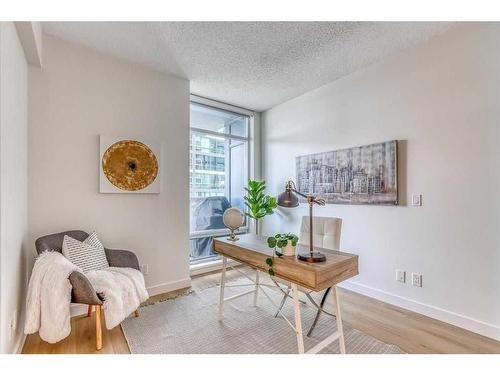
left=62, top=232, right=109, bottom=273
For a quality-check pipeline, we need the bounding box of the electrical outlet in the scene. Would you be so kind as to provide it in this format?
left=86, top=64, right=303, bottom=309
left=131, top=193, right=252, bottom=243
left=395, top=269, right=406, bottom=283
left=412, top=194, right=422, bottom=206
left=412, top=273, right=422, bottom=287
left=140, top=264, right=149, bottom=275
left=9, top=310, right=17, bottom=340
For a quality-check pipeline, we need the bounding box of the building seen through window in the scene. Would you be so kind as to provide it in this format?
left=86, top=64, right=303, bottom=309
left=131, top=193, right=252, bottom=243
left=189, top=100, right=250, bottom=264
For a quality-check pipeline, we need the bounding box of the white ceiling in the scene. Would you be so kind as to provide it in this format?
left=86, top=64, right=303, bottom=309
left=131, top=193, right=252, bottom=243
left=42, top=22, right=454, bottom=112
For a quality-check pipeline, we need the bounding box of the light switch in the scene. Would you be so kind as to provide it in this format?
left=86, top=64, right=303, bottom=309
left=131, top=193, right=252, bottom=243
left=395, top=269, right=406, bottom=283
left=412, top=194, right=422, bottom=206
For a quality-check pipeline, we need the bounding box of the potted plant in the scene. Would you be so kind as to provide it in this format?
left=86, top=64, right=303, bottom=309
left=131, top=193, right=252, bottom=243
left=267, top=233, right=299, bottom=256
left=244, top=180, right=277, bottom=235
left=265, top=233, right=299, bottom=276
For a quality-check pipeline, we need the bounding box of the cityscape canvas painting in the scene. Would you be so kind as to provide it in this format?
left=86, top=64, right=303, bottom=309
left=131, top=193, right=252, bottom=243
left=296, top=140, right=398, bottom=205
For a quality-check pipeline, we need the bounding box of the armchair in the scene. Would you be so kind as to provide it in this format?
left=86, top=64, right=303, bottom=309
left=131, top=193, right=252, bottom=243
left=35, top=230, right=141, bottom=350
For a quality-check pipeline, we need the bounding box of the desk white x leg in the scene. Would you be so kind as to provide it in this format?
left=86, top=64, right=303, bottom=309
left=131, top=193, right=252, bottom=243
left=218, top=256, right=227, bottom=321
left=305, top=285, right=346, bottom=354
left=217, top=261, right=346, bottom=354
left=291, top=283, right=305, bottom=353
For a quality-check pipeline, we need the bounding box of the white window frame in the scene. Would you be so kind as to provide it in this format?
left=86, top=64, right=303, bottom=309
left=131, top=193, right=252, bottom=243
left=189, top=95, right=255, bottom=269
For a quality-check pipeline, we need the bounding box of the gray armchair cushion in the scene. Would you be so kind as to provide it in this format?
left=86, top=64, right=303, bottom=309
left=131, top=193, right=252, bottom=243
left=105, top=248, right=140, bottom=270
left=35, top=230, right=141, bottom=306
left=69, top=271, right=103, bottom=305
left=35, top=230, right=88, bottom=254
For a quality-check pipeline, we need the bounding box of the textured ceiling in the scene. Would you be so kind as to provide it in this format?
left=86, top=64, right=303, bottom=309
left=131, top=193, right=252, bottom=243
left=42, top=22, right=454, bottom=111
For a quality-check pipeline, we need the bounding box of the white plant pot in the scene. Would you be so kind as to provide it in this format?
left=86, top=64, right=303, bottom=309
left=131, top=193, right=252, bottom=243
left=282, top=240, right=296, bottom=256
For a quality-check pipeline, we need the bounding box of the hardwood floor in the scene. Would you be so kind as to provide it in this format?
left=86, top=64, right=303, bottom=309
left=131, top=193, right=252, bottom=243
left=22, top=267, right=500, bottom=354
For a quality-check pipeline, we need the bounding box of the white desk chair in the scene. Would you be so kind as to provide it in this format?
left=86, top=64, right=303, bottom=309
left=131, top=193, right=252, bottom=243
left=275, top=216, right=342, bottom=337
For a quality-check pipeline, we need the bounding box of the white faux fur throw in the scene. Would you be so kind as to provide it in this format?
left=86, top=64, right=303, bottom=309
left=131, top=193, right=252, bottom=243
left=25, top=251, right=149, bottom=343
left=24, top=251, right=80, bottom=343
left=86, top=267, right=149, bottom=329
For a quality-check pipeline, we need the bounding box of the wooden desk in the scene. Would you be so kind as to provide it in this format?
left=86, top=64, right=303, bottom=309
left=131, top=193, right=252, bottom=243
left=213, top=234, right=359, bottom=354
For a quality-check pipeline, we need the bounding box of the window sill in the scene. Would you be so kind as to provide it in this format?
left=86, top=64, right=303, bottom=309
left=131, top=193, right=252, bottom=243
left=189, top=227, right=249, bottom=240
left=190, top=257, right=240, bottom=277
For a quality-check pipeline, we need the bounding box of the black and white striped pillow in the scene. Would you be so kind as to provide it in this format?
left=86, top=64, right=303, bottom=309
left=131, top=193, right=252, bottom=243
left=62, top=232, right=109, bottom=273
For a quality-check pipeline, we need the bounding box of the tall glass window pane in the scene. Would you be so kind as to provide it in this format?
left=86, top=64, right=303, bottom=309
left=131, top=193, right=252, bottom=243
left=229, top=139, right=247, bottom=212
left=189, top=102, right=250, bottom=264
left=190, top=102, right=248, bottom=137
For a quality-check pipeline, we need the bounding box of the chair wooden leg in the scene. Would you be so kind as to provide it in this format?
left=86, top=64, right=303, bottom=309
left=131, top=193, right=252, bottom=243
left=87, top=305, right=93, bottom=317
left=95, top=305, right=102, bottom=351
left=134, top=309, right=139, bottom=317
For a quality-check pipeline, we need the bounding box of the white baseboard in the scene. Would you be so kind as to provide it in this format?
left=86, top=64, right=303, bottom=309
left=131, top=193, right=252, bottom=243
left=341, top=280, right=500, bottom=341
left=14, top=333, right=27, bottom=354
left=70, top=277, right=192, bottom=317
left=146, top=277, right=192, bottom=296
left=70, top=304, right=90, bottom=317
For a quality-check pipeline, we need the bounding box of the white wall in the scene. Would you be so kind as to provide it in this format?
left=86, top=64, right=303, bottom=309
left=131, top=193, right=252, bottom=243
left=14, top=22, right=42, bottom=67
left=28, top=36, right=191, bottom=298
left=261, top=24, right=500, bottom=340
left=0, top=22, right=29, bottom=353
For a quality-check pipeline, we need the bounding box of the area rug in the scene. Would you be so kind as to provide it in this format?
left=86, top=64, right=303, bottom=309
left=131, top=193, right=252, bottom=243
left=121, top=280, right=405, bottom=354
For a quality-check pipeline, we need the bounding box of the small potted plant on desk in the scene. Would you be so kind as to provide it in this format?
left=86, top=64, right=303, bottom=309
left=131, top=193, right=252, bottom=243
left=265, top=233, right=299, bottom=276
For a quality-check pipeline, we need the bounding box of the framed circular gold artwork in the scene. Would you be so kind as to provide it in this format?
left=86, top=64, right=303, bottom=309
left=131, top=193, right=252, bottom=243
left=100, top=136, right=161, bottom=193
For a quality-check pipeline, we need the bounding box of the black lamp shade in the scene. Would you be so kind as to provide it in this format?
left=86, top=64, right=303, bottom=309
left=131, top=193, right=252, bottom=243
left=277, top=189, right=299, bottom=208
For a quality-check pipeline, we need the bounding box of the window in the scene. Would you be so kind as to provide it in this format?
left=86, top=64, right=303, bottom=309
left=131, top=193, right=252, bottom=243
left=189, top=98, right=251, bottom=264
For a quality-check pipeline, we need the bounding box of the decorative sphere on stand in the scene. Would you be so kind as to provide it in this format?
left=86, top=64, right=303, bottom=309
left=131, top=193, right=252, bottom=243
left=223, top=207, right=245, bottom=241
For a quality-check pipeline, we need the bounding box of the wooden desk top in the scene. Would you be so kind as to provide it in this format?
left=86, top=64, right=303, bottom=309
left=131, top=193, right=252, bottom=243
left=213, top=234, right=358, bottom=292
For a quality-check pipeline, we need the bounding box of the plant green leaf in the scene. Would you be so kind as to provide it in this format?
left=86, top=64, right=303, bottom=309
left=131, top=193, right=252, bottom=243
left=277, top=239, right=287, bottom=248
left=243, top=179, right=276, bottom=223
left=267, top=237, right=277, bottom=248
